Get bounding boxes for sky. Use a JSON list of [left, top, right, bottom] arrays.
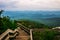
[[0, 0, 60, 11]]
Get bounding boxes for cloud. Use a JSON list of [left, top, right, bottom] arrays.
[[0, 0, 60, 10]]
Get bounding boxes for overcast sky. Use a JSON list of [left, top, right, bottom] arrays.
[[0, 0, 60, 11]]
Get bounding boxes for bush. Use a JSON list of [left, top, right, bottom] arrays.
[[33, 30, 58, 40], [18, 20, 49, 29], [0, 16, 17, 34]]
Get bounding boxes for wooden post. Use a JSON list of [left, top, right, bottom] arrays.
[[30, 29, 33, 40]]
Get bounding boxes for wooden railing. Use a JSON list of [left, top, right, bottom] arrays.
[[30, 29, 33, 40], [0, 23, 33, 40], [0, 27, 19, 40], [17, 23, 33, 40], [17, 23, 30, 35], [4, 32, 18, 40]]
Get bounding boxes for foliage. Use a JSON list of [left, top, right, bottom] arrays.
[[18, 20, 49, 29], [0, 16, 17, 34], [0, 10, 4, 17], [0, 10, 17, 34], [33, 30, 58, 40]]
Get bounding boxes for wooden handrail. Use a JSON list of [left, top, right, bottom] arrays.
[[17, 23, 30, 30], [0, 27, 19, 40], [0, 23, 33, 40], [0, 29, 12, 40], [17, 23, 30, 35], [30, 29, 33, 40], [17, 23, 33, 40], [5, 33, 18, 40]]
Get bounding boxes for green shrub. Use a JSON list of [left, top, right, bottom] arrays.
[[0, 16, 17, 34], [33, 30, 58, 40], [18, 20, 49, 29]]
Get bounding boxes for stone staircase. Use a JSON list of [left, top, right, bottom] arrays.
[[14, 28, 30, 40]]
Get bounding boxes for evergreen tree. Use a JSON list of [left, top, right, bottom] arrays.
[[0, 10, 4, 18]]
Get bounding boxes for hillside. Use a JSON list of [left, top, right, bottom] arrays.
[[17, 20, 50, 29]]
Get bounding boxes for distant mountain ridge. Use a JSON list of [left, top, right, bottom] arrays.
[[2, 11, 60, 26]]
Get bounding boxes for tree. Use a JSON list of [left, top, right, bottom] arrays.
[[0, 10, 4, 34], [0, 10, 4, 18]]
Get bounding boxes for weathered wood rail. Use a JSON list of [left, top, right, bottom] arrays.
[[0, 27, 19, 40], [17, 23, 33, 40], [0, 23, 33, 40], [17, 23, 30, 35], [30, 29, 33, 40]]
